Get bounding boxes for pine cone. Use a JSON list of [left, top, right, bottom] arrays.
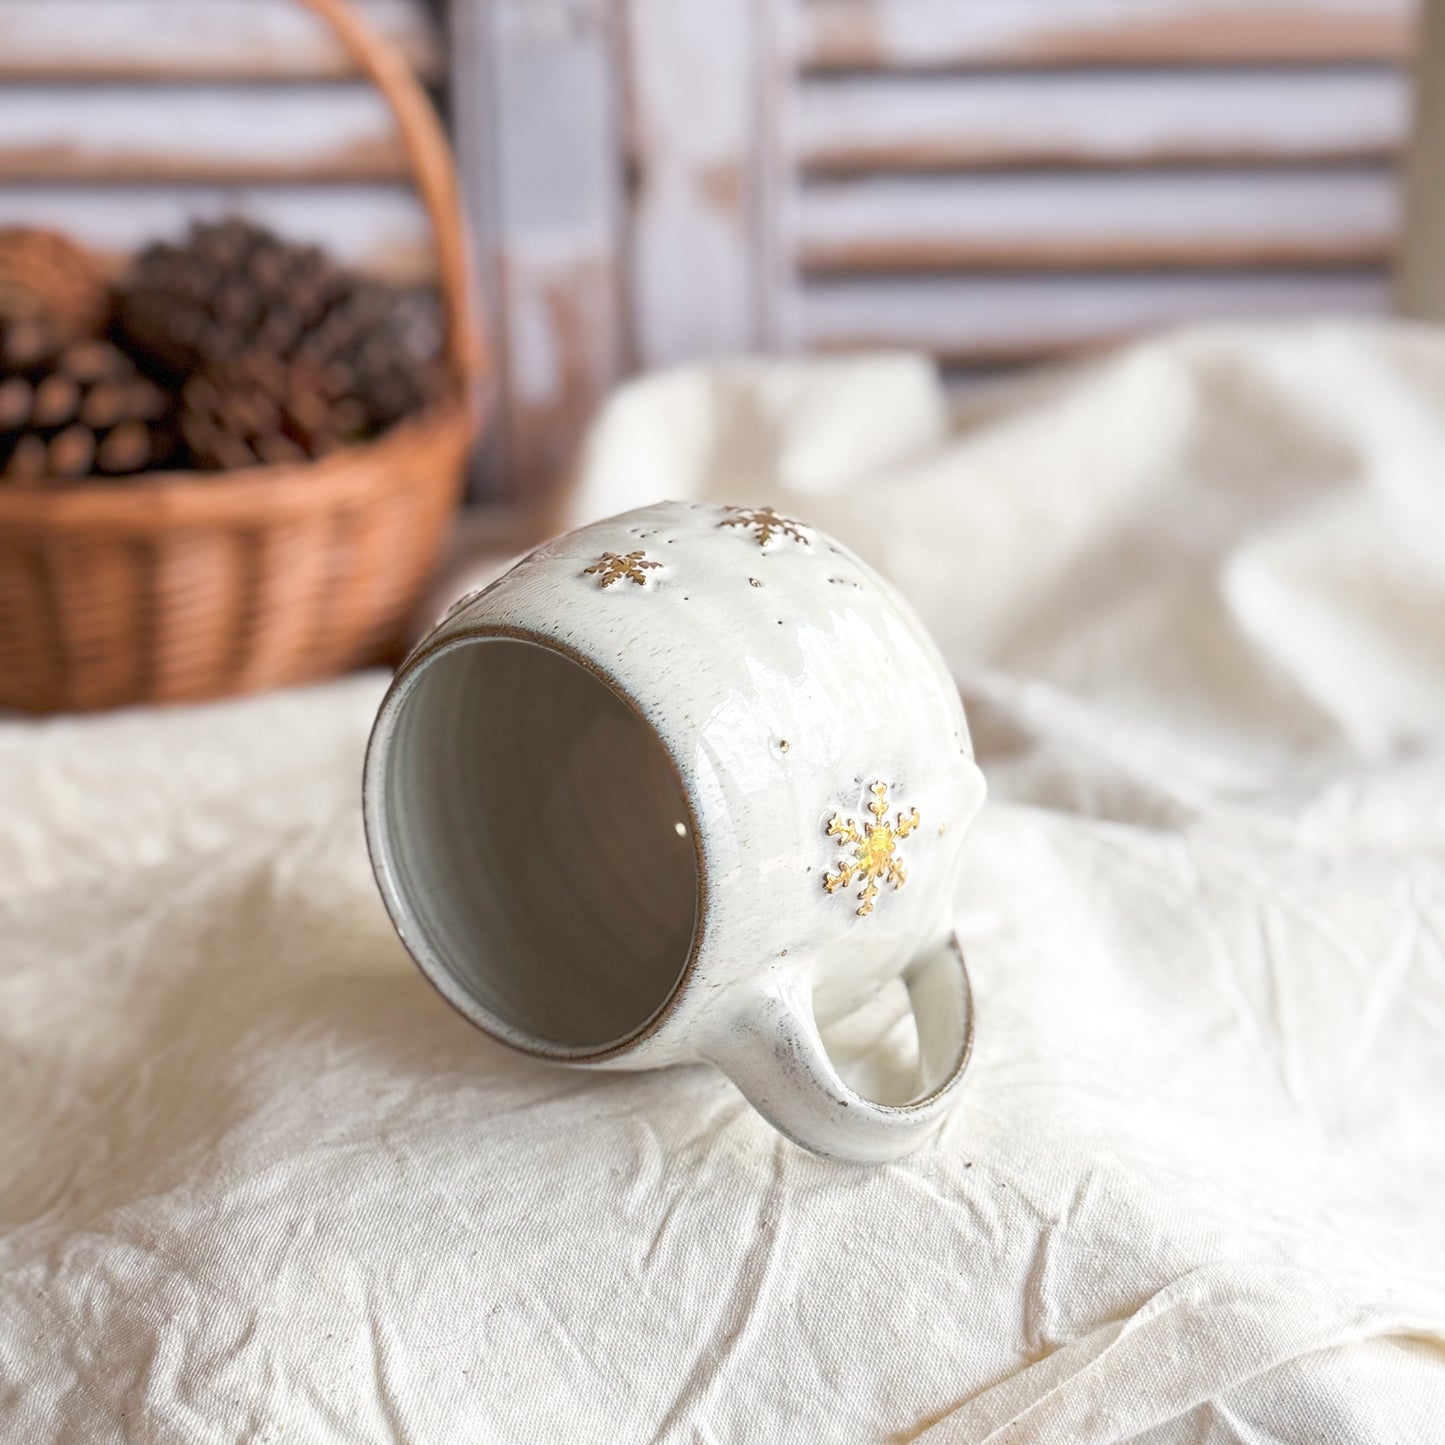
[[180, 352, 356, 470], [294, 279, 445, 432], [0, 228, 110, 345], [0, 313, 65, 374], [0, 332, 179, 484], [115, 218, 349, 379], [115, 218, 445, 464]]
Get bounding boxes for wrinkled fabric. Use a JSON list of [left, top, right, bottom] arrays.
[[4, 322, 1445, 1442]]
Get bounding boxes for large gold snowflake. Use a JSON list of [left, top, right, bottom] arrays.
[[584, 550, 662, 587], [719, 505, 811, 548], [824, 781, 920, 917]]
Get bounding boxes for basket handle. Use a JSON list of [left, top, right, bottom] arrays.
[[298, 0, 488, 412]]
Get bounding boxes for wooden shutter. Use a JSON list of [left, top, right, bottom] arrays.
[[627, 0, 1413, 393], [0, 0, 443, 280], [454, 0, 1420, 500]]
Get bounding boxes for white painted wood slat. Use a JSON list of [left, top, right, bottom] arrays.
[[798, 69, 1410, 173], [0, 87, 408, 183], [463, 0, 626, 500], [796, 168, 1400, 271], [0, 0, 441, 81], [625, 0, 772, 365], [800, 270, 1391, 361], [800, 0, 1412, 72]]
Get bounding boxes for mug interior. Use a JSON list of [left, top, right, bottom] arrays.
[[371, 634, 700, 1056]]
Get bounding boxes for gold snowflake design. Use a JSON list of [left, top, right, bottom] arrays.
[[824, 781, 920, 917], [719, 506, 811, 548], [583, 550, 662, 587]]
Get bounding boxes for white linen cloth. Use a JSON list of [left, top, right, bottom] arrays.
[[3, 322, 1445, 1442]]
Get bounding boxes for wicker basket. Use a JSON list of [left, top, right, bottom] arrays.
[[0, 0, 488, 714]]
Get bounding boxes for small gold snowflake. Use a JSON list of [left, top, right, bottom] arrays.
[[584, 550, 662, 587], [824, 781, 920, 917], [719, 506, 811, 548]]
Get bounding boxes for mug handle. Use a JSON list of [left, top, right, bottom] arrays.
[[706, 934, 974, 1164]]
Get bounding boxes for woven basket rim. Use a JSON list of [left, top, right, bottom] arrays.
[[0, 396, 475, 532]]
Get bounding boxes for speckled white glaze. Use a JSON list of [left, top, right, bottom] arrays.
[[363, 500, 986, 1163]]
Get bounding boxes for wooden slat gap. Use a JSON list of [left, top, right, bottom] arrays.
[[798, 240, 1399, 274], [800, 146, 1402, 177]]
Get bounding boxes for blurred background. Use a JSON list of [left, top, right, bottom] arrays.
[[0, 0, 1434, 512], [2, 0, 1445, 713]]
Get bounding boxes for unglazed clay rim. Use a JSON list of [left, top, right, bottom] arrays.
[[363, 620, 708, 1065]]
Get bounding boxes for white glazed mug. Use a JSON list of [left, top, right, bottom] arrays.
[[363, 500, 986, 1163]]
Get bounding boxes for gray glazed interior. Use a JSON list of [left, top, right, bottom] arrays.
[[375, 635, 700, 1055]]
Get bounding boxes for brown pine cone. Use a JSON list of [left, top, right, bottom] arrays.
[[115, 218, 446, 457], [180, 352, 364, 471], [0, 228, 110, 345], [294, 280, 446, 431], [0, 334, 178, 484], [114, 219, 350, 380], [0, 313, 65, 374]]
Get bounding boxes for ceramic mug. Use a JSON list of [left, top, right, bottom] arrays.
[[363, 500, 986, 1163]]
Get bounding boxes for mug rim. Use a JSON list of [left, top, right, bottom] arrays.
[[362, 618, 710, 1065]]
